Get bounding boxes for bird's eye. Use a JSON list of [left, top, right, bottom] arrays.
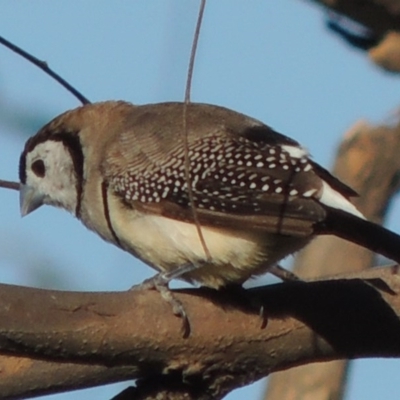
[[31, 159, 46, 178]]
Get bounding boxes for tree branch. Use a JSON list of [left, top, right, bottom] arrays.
[[0, 266, 398, 399], [306, 0, 400, 72], [309, 0, 400, 35], [0, 179, 19, 191], [0, 35, 90, 105]]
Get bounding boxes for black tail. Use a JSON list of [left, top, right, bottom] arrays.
[[315, 208, 400, 264]]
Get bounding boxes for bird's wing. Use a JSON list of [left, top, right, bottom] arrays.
[[102, 103, 355, 237]]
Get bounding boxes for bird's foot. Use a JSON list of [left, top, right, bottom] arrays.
[[131, 263, 204, 338]]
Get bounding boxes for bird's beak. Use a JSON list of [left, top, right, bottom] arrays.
[[19, 184, 45, 217]]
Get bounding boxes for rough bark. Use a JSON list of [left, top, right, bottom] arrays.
[[0, 266, 400, 399]]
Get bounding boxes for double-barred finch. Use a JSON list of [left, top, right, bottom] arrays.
[[19, 101, 400, 289]]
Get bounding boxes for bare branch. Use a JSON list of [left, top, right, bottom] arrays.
[[182, 0, 211, 261], [308, 0, 400, 34], [0, 35, 90, 105], [0, 179, 19, 191], [0, 266, 399, 399], [306, 0, 400, 71], [184, 0, 206, 104]]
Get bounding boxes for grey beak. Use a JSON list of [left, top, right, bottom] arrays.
[[19, 184, 45, 217]]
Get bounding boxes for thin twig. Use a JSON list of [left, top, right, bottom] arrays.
[[0, 180, 19, 191], [184, 0, 206, 104], [182, 0, 211, 261], [0, 35, 90, 105]]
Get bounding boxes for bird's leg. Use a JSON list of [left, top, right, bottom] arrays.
[[269, 264, 301, 282], [131, 262, 205, 338]]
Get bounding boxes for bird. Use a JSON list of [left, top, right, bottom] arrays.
[[19, 101, 400, 291]]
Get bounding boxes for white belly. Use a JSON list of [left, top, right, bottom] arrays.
[[107, 200, 308, 288]]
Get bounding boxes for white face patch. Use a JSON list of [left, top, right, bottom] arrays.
[[281, 144, 308, 159], [24, 140, 79, 215]]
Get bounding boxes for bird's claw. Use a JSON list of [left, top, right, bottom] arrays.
[[131, 272, 191, 338]]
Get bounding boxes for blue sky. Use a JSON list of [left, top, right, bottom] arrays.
[[1, 1, 400, 399]]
